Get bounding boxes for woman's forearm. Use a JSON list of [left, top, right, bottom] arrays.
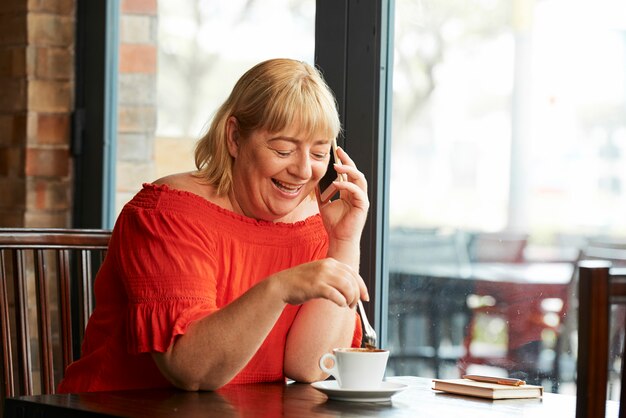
[[284, 298, 357, 383], [152, 277, 287, 391], [327, 238, 361, 272]]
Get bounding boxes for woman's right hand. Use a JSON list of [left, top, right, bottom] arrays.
[[317, 147, 369, 246], [270, 258, 368, 309]]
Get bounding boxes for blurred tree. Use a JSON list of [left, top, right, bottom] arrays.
[[393, 0, 511, 135], [158, 0, 259, 137]]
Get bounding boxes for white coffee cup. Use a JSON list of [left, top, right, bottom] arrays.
[[319, 348, 390, 390]]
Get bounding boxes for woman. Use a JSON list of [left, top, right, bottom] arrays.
[[58, 58, 370, 392]]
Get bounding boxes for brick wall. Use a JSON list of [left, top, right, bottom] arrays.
[[116, 0, 157, 214], [0, 0, 75, 227], [0, 0, 158, 227]]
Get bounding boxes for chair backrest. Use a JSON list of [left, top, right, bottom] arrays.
[[0, 228, 110, 398], [467, 232, 529, 263], [581, 238, 626, 267], [576, 260, 626, 418]]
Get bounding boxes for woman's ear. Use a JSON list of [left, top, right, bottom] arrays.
[[226, 116, 240, 158]]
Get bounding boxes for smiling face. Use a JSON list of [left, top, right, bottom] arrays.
[[226, 118, 332, 222]]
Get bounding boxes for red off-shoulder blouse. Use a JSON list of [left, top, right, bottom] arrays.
[[57, 184, 362, 393]]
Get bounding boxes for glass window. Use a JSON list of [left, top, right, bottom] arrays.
[[387, 0, 626, 395]]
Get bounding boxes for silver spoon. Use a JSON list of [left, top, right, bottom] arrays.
[[357, 300, 378, 349]]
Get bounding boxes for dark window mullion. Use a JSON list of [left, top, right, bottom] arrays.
[[315, 0, 393, 342], [73, 0, 119, 229]]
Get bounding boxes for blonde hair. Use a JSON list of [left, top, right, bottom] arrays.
[[194, 58, 342, 195]]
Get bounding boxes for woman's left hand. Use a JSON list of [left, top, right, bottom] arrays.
[[317, 146, 369, 246]]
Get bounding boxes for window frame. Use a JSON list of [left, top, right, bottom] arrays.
[[73, 0, 119, 229]]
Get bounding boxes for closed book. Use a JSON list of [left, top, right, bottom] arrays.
[[432, 378, 543, 400]]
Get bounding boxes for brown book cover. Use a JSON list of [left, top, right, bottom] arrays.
[[432, 378, 544, 400]]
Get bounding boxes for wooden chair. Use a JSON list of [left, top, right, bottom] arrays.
[[0, 228, 110, 399], [575, 240, 626, 395], [576, 260, 626, 418]]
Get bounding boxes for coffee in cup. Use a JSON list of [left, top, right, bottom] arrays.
[[319, 347, 389, 390]]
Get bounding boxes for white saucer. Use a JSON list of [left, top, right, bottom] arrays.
[[310, 380, 408, 402]]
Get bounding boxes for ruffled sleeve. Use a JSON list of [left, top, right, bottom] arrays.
[[126, 301, 216, 354], [112, 198, 220, 355]]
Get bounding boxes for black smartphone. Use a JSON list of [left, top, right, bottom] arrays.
[[317, 138, 343, 204]]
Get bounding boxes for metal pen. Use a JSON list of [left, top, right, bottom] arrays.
[[462, 375, 526, 386]]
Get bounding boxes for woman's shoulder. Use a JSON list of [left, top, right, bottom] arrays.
[[146, 172, 234, 210], [153, 172, 222, 204], [120, 172, 225, 220]]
